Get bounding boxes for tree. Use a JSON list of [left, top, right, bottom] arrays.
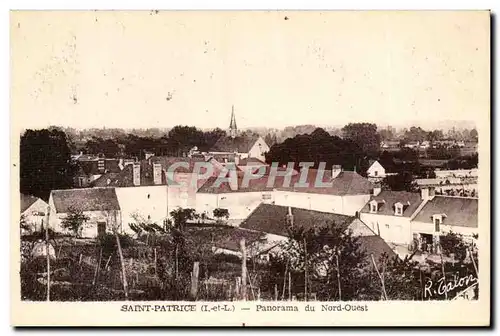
[[170, 208, 196, 231], [404, 126, 428, 143], [213, 208, 229, 222], [168, 126, 205, 157], [426, 130, 444, 143], [440, 231, 473, 262], [61, 207, 90, 237], [269, 222, 373, 301], [84, 137, 121, 157], [265, 127, 368, 172], [469, 128, 478, 140], [342, 123, 380, 157], [382, 172, 417, 192], [20, 129, 75, 200], [20, 214, 30, 233]]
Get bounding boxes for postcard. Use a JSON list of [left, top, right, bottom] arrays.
[[10, 10, 490, 326]]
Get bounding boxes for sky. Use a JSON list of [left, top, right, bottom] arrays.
[[10, 11, 489, 131]]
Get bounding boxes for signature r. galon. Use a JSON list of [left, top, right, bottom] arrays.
[[424, 273, 478, 299]]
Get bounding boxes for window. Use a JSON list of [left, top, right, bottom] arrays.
[[385, 224, 390, 229], [369, 201, 378, 213], [374, 171, 378, 177], [395, 204, 403, 216], [434, 217, 441, 232]]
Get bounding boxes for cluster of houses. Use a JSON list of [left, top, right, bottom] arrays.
[[20, 111, 479, 262]]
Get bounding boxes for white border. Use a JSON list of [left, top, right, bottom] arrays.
[[3, 1, 498, 335]]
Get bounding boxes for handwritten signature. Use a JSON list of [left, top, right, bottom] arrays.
[[424, 273, 478, 299]]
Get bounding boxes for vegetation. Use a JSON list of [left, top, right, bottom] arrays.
[[60, 207, 90, 237], [20, 128, 74, 200]]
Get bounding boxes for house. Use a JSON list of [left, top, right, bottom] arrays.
[[20, 194, 49, 234], [237, 157, 269, 174], [186, 225, 268, 258], [210, 135, 270, 163], [196, 173, 277, 226], [208, 107, 270, 162], [73, 155, 122, 187], [359, 189, 426, 246], [238, 203, 396, 264], [366, 160, 386, 181], [416, 176, 478, 198], [411, 196, 478, 253], [93, 157, 217, 233], [48, 188, 122, 238], [273, 166, 373, 216]]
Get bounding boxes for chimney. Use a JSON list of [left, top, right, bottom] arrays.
[[133, 163, 141, 186], [421, 186, 435, 200], [286, 206, 294, 227], [373, 184, 382, 196], [153, 163, 162, 185], [332, 165, 342, 179]]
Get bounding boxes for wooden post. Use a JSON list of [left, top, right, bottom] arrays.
[[247, 272, 256, 301], [45, 206, 50, 301], [240, 239, 247, 301], [303, 237, 308, 301], [469, 248, 479, 277], [154, 247, 158, 278], [282, 261, 288, 300], [440, 253, 448, 300], [115, 233, 129, 300], [190, 262, 200, 300], [235, 277, 241, 299], [370, 254, 388, 300], [288, 271, 291, 301], [104, 253, 113, 270], [274, 284, 278, 301], [79, 253, 82, 265], [335, 253, 342, 301], [93, 248, 103, 286], [175, 245, 179, 280]]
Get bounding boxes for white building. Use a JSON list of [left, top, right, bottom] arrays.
[[273, 167, 373, 216], [48, 188, 122, 238], [208, 107, 270, 162], [20, 194, 49, 234]]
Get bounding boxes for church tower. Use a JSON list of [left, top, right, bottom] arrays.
[[229, 105, 238, 138]]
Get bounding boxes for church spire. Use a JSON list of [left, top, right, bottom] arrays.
[[229, 105, 237, 138]]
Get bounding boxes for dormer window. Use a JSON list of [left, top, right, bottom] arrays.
[[432, 214, 446, 232], [369, 200, 378, 213]]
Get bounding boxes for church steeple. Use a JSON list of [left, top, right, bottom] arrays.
[[229, 105, 238, 138]]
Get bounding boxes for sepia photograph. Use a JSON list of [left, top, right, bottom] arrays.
[[10, 10, 490, 326]]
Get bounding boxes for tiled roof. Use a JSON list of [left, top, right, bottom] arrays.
[[238, 157, 268, 166], [21, 194, 44, 213], [358, 235, 398, 262], [211, 135, 260, 153], [187, 226, 266, 252], [197, 169, 371, 195], [92, 161, 174, 188], [76, 158, 121, 176], [149, 156, 207, 174], [360, 191, 423, 217], [240, 203, 355, 236], [197, 175, 278, 194], [239, 204, 397, 262], [277, 170, 373, 196], [412, 196, 478, 228], [50, 188, 120, 213]]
